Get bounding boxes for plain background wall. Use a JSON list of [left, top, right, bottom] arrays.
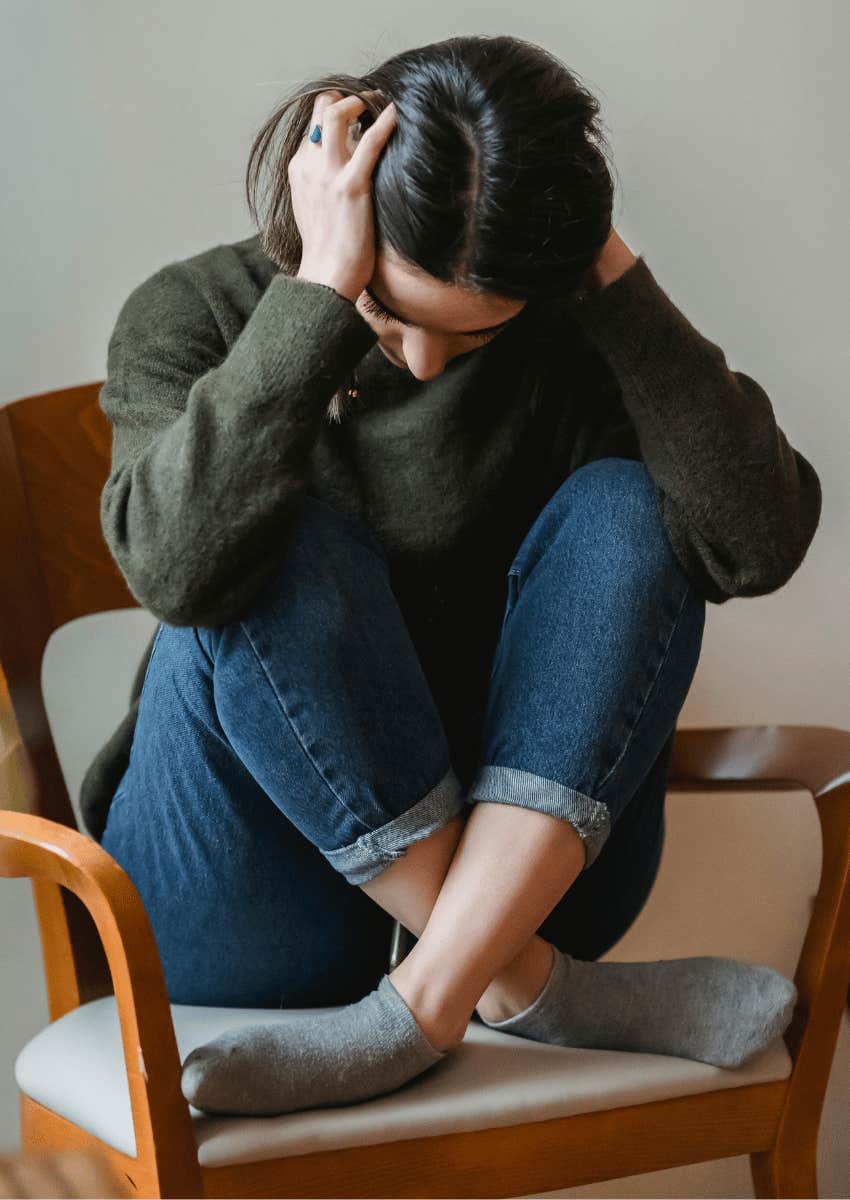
[[1, 0, 848, 1193]]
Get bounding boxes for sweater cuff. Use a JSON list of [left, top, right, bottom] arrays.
[[220, 270, 378, 398], [301, 277, 362, 309], [565, 254, 716, 388]]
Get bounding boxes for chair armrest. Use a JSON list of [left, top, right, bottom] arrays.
[[671, 724, 850, 796], [672, 725, 850, 1143], [0, 810, 200, 1195]]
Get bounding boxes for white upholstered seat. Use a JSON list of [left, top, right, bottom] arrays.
[[22, 610, 818, 1168], [16, 997, 792, 1167]]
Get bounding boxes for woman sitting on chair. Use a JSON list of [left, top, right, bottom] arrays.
[[82, 33, 820, 1117]]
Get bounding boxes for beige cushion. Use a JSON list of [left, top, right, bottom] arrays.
[[27, 612, 820, 1167], [16, 993, 793, 1167]]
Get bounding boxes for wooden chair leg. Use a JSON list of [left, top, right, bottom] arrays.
[[750, 1137, 818, 1199]]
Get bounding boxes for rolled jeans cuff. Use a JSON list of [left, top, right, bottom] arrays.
[[321, 765, 468, 885], [466, 764, 611, 870]]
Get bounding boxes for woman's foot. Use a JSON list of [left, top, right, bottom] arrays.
[[474, 937, 557, 1024], [386, 960, 473, 1051], [387, 934, 557, 1045], [180, 973, 449, 1116], [476, 946, 798, 1069]]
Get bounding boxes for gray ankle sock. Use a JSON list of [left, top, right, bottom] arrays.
[[479, 948, 797, 1069], [181, 974, 447, 1115]]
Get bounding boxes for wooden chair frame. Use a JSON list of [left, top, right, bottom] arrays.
[[1, 383, 848, 1199]]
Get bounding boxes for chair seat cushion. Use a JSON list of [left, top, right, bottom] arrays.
[[16, 995, 791, 1168]]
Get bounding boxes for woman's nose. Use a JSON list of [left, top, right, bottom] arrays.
[[401, 335, 449, 381]]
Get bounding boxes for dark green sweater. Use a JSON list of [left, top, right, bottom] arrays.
[[79, 232, 822, 840]]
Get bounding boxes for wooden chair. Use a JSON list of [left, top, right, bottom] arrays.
[[0, 1147, 133, 1198], [1, 381, 848, 1200]]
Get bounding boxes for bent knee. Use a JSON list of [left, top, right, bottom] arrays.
[[214, 496, 391, 634]]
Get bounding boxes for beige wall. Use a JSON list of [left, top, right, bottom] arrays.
[[2, 0, 848, 1193]]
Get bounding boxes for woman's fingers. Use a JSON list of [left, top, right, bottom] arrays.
[[347, 102, 397, 186], [290, 90, 397, 301], [312, 93, 370, 170], [305, 90, 397, 180]]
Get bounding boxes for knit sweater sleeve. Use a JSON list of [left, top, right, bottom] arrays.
[[99, 263, 378, 626], [564, 255, 823, 604]]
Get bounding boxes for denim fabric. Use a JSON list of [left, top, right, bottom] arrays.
[[468, 456, 706, 868], [101, 458, 705, 1006]]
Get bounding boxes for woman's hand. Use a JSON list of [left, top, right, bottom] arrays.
[[581, 227, 638, 293], [289, 90, 397, 303]]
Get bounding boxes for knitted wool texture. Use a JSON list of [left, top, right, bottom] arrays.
[[80, 234, 822, 840]]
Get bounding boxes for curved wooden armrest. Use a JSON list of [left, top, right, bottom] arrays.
[[672, 724, 850, 1141], [0, 810, 200, 1194], [671, 724, 850, 796]]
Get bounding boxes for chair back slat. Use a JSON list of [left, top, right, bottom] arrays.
[[1, 385, 136, 825], [1, 383, 134, 1014], [4, 383, 133, 629]]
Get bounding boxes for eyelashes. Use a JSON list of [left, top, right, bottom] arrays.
[[360, 293, 498, 343], [360, 293, 395, 322]]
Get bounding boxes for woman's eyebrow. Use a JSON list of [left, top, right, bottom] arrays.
[[364, 285, 516, 335]]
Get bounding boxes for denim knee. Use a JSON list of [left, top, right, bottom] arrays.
[[206, 493, 395, 658], [257, 493, 391, 608], [290, 494, 389, 564], [193, 493, 466, 886], [471, 457, 705, 871], [508, 457, 680, 588]]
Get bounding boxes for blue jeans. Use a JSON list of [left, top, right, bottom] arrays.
[[101, 458, 705, 1008]]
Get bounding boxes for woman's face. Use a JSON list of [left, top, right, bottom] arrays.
[[353, 248, 527, 381]]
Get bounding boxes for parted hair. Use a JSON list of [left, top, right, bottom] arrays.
[[244, 33, 616, 304]]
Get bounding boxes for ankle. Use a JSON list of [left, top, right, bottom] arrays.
[[476, 939, 556, 1024], [387, 966, 470, 1052]]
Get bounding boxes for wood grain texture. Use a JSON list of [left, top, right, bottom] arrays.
[[0, 1146, 132, 1199], [0, 385, 127, 1015], [4, 382, 133, 628]]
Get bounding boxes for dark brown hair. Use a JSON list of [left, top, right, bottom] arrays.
[[244, 34, 616, 420], [245, 33, 616, 300]]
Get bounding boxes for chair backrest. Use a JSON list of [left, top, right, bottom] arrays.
[[41, 608, 160, 832], [0, 383, 135, 829], [1, 383, 137, 1013]]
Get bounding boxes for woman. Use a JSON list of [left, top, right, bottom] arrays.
[[90, 34, 820, 1117]]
